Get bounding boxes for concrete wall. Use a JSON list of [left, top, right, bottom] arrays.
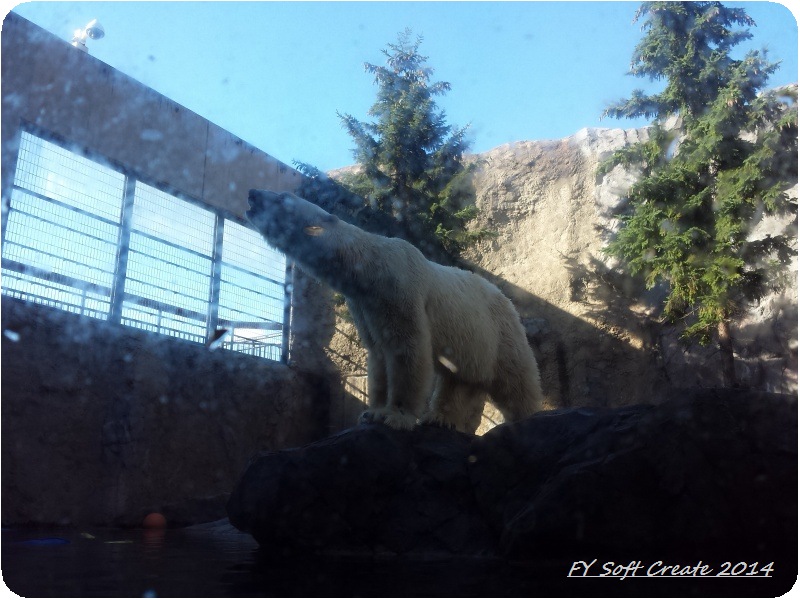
[[1, 13, 338, 526], [1, 12, 301, 216], [1, 299, 330, 526]]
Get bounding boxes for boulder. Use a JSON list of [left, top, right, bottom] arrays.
[[228, 389, 796, 561], [227, 423, 495, 556], [473, 388, 797, 558]]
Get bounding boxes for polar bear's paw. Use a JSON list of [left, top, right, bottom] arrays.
[[358, 408, 417, 430], [419, 412, 458, 430]]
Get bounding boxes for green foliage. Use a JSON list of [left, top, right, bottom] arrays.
[[337, 29, 491, 258], [601, 2, 797, 347]]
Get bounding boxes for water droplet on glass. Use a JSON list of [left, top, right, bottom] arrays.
[[438, 355, 458, 373]]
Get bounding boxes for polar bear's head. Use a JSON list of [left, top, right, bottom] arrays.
[[246, 189, 340, 260], [248, 189, 383, 295]]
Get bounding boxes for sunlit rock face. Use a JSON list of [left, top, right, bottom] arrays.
[[462, 126, 797, 406], [228, 389, 796, 566]]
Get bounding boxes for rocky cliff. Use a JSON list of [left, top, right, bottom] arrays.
[[326, 125, 797, 433]]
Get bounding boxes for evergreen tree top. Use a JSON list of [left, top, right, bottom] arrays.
[[366, 29, 451, 97], [604, 1, 776, 121], [300, 29, 488, 262]]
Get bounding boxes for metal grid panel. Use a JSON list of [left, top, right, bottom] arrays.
[[126, 234, 212, 313], [219, 219, 286, 282], [120, 300, 207, 343], [122, 183, 216, 339], [2, 131, 290, 361], [131, 183, 215, 255], [2, 132, 125, 319], [3, 189, 120, 287], [217, 219, 287, 359], [13, 131, 126, 222]]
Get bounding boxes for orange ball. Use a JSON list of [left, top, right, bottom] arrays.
[[143, 512, 167, 529]]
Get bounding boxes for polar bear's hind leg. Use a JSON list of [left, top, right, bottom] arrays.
[[421, 376, 487, 434], [490, 367, 543, 422]]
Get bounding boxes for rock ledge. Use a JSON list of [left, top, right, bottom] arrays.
[[228, 388, 796, 560]]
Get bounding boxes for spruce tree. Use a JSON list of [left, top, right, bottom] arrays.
[[600, 1, 797, 386], [336, 29, 485, 259]]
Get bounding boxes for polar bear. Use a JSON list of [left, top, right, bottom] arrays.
[[246, 189, 543, 434]]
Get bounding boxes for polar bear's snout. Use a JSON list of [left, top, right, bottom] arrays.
[[247, 190, 312, 252], [246, 189, 265, 218]]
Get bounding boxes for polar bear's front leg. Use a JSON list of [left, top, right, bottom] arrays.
[[359, 345, 434, 431], [359, 406, 418, 430], [358, 350, 409, 426]]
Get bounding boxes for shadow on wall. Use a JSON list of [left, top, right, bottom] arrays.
[[460, 129, 797, 404], [325, 320, 370, 431], [560, 250, 798, 395], [285, 265, 368, 434], [468, 264, 672, 411]]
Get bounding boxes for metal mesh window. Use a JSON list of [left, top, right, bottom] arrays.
[[2, 130, 290, 361], [12, 131, 125, 222], [121, 183, 216, 343], [218, 219, 287, 360], [1, 131, 125, 317]]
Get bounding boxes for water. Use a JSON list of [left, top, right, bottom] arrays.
[[3, 521, 794, 597], [4, 521, 547, 597], [3, 521, 259, 597], [0, 521, 571, 597]]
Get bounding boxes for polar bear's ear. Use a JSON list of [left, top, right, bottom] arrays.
[[322, 212, 339, 225]]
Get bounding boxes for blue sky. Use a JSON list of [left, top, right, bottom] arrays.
[[8, 1, 799, 171]]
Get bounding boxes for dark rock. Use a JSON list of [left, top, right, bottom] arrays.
[[228, 423, 495, 556], [477, 389, 797, 559], [228, 389, 797, 561]]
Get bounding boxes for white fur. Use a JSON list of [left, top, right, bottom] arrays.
[[247, 190, 544, 434]]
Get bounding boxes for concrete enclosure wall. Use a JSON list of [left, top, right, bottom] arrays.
[[1, 13, 302, 216], [1, 14, 336, 526], [1, 299, 330, 526]]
